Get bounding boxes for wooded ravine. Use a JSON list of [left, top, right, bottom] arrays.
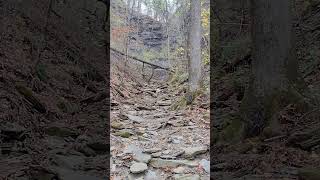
[[110, 0, 210, 179], [1, 0, 320, 180]]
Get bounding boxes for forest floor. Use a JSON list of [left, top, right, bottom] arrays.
[[110, 53, 210, 180], [211, 65, 320, 179]]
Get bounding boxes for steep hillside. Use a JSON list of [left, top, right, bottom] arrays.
[[0, 1, 108, 179]]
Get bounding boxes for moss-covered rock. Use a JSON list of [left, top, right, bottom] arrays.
[[111, 121, 124, 129], [114, 129, 133, 138], [218, 114, 245, 143], [36, 63, 48, 81], [45, 125, 79, 138], [57, 98, 79, 114]]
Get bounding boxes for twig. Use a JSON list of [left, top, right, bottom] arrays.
[[263, 135, 287, 142], [299, 108, 320, 121]]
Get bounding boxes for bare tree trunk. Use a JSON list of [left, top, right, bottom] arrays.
[[240, 0, 304, 138], [188, 0, 202, 93], [165, 0, 170, 65], [137, 0, 142, 13]]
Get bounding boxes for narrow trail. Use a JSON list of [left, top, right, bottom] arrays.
[[111, 81, 210, 180]]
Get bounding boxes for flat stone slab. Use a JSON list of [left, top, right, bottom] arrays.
[[130, 162, 148, 173], [149, 158, 198, 168]]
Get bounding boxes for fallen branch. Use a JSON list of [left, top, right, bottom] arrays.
[[110, 47, 174, 72]]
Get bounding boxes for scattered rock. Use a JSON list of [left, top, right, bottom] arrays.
[[114, 129, 133, 138], [75, 144, 96, 156], [127, 114, 145, 123], [173, 167, 185, 174], [124, 144, 143, 154], [171, 150, 185, 157], [182, 146, 207, 158], [151, 152, 162, 158], [111, 121, 124, 129], [130, 162, 148, 173], [160, 155, 176, 159], [44, 136, 66, 149], [133, 153, 152, 163], [87, 140, 109, 153], [149, 158, 198, 168], [212, 163, 227, 171], [136, 106, 155, 110], [45, 124, 78, 138], [52, 155, 85, 169], [54, 167, 104, 180], [128, 173, 144, 180], [143, 148, 162, 153], [173, 174, 200, 180], [162, 150, 171, 155], [157, 100, 171, 106], [145, 170, 159, 180], [0, 122, 27, 141], [199, 159, 210, 173]]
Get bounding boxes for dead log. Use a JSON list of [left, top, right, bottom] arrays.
[[288, 127, 320, 150], [110, 47, 174, 72], [15, 84, 46, 113]]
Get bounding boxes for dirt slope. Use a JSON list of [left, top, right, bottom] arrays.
[[0, 1, 108, 179]]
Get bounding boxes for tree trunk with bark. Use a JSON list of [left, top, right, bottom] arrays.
[[188, 0, 202, 93], [240, 0, 306, 138]]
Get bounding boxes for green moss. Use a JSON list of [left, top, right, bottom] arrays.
[[114, 130, 132, 138], [170, 96, 187, 110], [16, 84, 33, 97], [36, 63, 48, 81], [57, 98, 79, 114], [169, 71, 188, 86], [111, 121, 124, 129], [218, 114, 244, 143], [57, 100, 68, 112]]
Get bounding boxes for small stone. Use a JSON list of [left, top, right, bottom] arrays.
[[199, 159, 210, 173], [173, 167, 185, 174], [212, 163, 227, 171], [130, 162, 148, 173], [182, 146, 207, 158], [127, 115, 145, 123], [127, 173, 144, 180], [133, 153, 152, 163], [87, 140, 109, 152], [143, 148, 162, 153], [52, 155, 85, 169], [45, 124, 79, 138], [173, 174, 200, 180], [114, 129, 133, 138], [171, 150, 185, 157], [172, 139, 181, 144], [124, 144, 143, 154], [145, 170, 159, 180], [111, 121, 124, 129], [149, 158, 198, 168], [158, 100, 171, 106], [160, 155, 176, 159], [151, 152, 162, 157], [54, 168, 104, 180]]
